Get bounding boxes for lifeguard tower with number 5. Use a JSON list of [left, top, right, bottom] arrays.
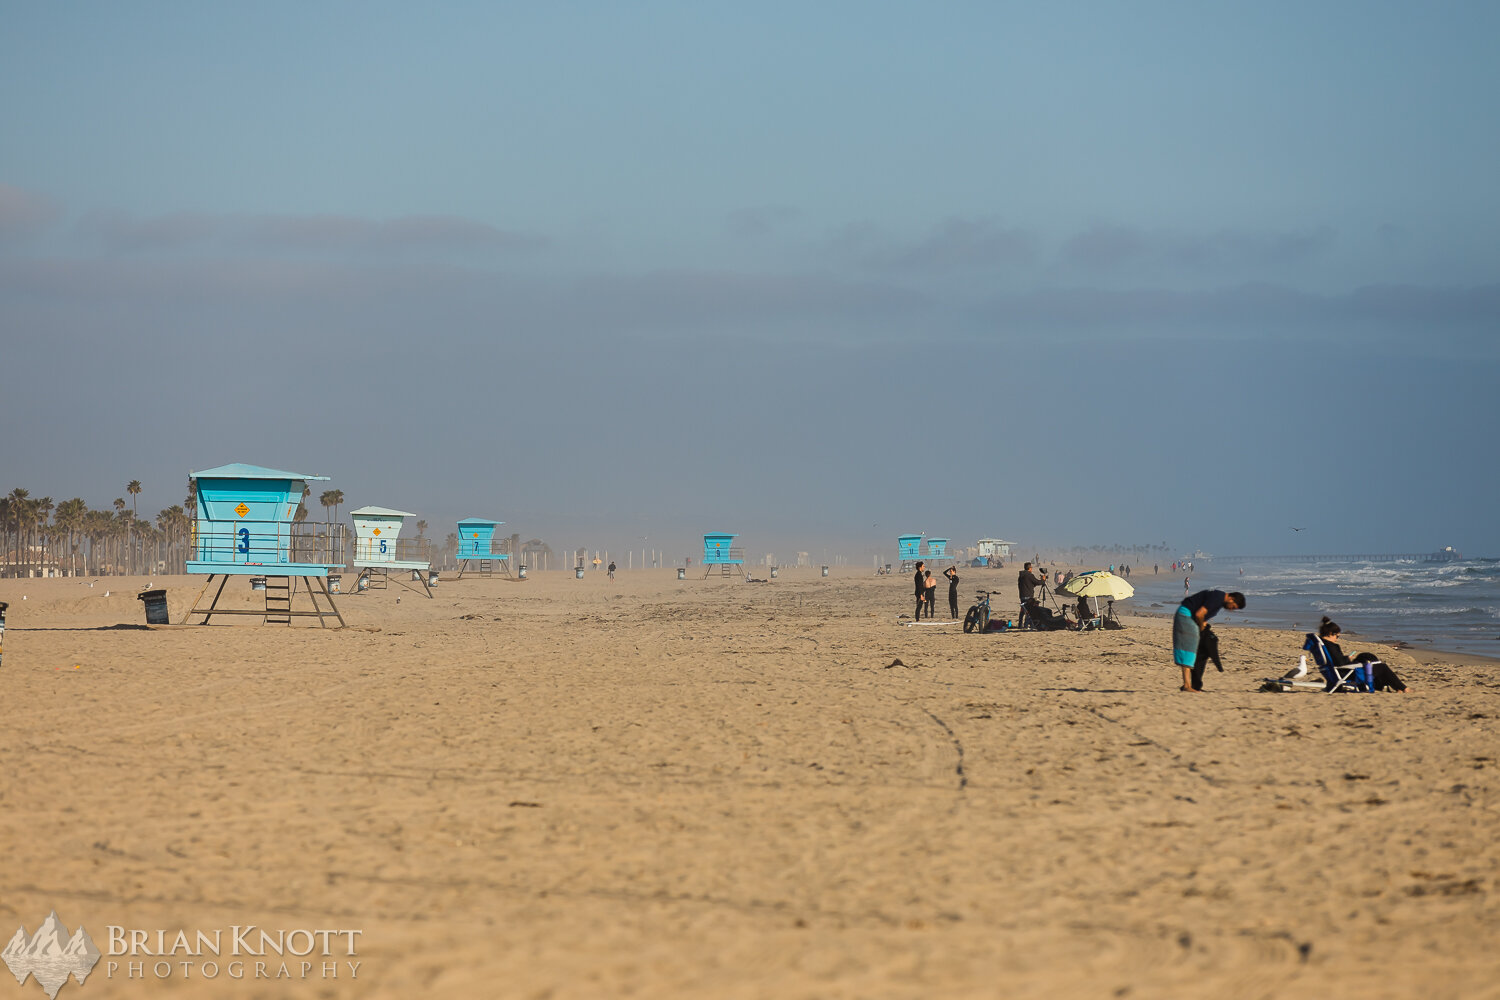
[[454, 518, 510, 578], [350, 506, 434, 597], [182, 463, 347, 627], [702, 532, 744, 578]]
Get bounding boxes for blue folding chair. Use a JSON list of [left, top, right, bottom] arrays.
[[1304, 634, 1371, 693]]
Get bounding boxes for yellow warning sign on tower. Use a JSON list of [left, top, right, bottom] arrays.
[[234, 503, 250, 518]]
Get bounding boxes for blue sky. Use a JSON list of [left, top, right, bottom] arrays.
[[2, 2, 1497, 559]]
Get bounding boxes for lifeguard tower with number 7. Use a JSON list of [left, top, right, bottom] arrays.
[[181, 463, 347, 627], [702, 532, 744, 578], [350, 506, 434, 597], [454, 518, 511, 578]]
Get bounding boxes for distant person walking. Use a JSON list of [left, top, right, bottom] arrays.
[[944, 565, 960, 618], [608, 560, 616, 581], [1174, 590, 1245, 692], [913, 561, 926, 620], [1184, 576, 1190, 594]]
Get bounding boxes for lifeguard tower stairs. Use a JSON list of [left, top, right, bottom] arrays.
[[455, 518, 511, 579], [350, 506, 434, 597], [181, 463, 347, 627], [702, 532, 745, 579]]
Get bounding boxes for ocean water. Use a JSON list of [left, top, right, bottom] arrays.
[[1113, 558, 1500, 658]]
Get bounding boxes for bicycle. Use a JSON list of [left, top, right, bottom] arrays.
[[963, 590, 993, 633]]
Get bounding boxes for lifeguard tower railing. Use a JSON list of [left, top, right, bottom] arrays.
[[193, 520, 349, 568], [352, 537, 435, 596], [353, 535, 431, 564]]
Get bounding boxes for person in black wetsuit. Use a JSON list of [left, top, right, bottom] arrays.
[[944, 565, 960, 619], [1173, 589, 1245, 691], [912, 561, 926, 620]]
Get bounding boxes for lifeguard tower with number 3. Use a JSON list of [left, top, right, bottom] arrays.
[[701, 532, 744, 579], [182, 463, 347, 627], [454, 518, 511, 578], [350, 506, 434, 597]]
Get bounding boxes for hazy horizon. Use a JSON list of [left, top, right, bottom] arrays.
[[3, 3, 1497, 559]]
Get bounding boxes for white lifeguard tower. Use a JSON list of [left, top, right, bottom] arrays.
[[349, 506, 434, 597]]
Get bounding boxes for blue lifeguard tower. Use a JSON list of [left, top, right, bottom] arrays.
[[454, 518, 510, 578], [350, 506, 434, 597], [702, 532, 744, 579], [898, 534, 923, 571], [181, 463, 346, 627], [925, 538, 951, 561]]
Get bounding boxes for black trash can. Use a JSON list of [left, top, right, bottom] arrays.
[[137, 589, 169, 625]]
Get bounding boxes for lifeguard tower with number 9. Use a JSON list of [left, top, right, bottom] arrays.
[[182, 463, 347, 626], [701, 532, 744, 579], [454, 518, 511, 578], [350, 506, 434, 597]]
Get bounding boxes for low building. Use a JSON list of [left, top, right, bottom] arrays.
[[976, 539, 1014, 560]]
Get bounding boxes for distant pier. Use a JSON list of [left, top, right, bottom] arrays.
[[1213, 551, 1462, 565]]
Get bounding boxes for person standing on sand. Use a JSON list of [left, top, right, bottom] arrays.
[[1173, 590, 1245, 691], [913, 560, 926, 619], [943, 565, 960, 618], [608, 560, 616, 581], [924, 571, 938, 619], [1184, 576, 1190, 594]]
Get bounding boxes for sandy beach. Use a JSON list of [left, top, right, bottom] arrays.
[[1, 567, 1496, 999]]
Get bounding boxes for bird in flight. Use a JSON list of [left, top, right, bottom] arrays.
[[1290, 526, 1305, 532]]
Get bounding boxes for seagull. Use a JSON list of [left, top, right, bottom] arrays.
[[1291, 526, 1305, 532], [1282, 655, 1309, 680]]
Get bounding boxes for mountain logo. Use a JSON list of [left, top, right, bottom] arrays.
[[2, 913, 100, 1000]]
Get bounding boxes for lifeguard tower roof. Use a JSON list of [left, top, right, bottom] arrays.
[[192, 463, 330, 482], [350, 505, 416, 518]]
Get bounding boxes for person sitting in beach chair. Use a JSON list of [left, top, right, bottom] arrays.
[[1075, 596, 1102, 631], [1305, 618, 1408, 693]]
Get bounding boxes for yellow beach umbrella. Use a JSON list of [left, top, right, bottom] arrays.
[[1061, 570, 1135, 618], [1061, 571, 1135, 600]]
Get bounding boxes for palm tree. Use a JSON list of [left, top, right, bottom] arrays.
[[319, 489, 344, 523], [113, 498, 128, 574], [34, 497, 54, 577], [416, 520, 427, 538], [55, 498, 87, 576], [127, 480, 142, 518]]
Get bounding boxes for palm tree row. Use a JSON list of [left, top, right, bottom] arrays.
[[0, 484, 195, 578]]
